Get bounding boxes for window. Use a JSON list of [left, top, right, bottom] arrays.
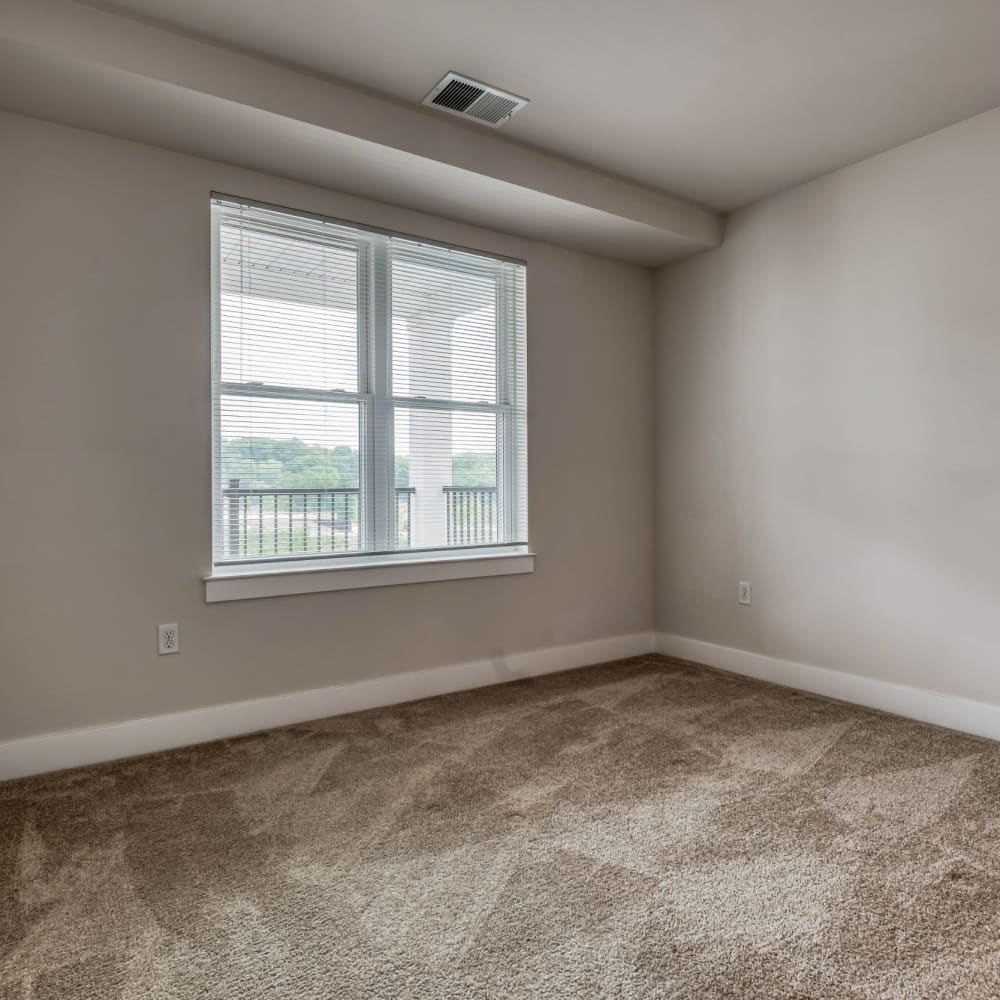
[[209, 196, 528, 596]]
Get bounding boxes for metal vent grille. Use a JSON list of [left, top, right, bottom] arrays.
[[432, 78, 485, 113], [423, 72, 528, 128]]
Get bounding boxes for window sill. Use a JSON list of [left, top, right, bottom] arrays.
[[204, 548, 535, 603]]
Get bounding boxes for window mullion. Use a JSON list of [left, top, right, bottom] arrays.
[[218, 382, 370, 405], [368, 237, 393, 552], [389, 396, 508, 415], [498, 268, 517, 545]]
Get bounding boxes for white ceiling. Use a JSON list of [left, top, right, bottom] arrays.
[[91, 0, 1000, 210], [0, 0, 721, 265]]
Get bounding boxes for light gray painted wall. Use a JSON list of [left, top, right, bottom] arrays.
[[0, 112, 655, 741], [655, 106, 1000, 704]]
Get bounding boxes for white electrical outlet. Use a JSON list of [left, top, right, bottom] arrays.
[[738, 581, 752, 606], [158, 623, 180, 655]]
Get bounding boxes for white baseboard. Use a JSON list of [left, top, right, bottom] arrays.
[[0, 631, 656, 782], [656, 632, 1000, 743], [14, 628, 993, 783]]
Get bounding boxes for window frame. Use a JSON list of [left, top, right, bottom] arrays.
[[207, 194, 531, 600]]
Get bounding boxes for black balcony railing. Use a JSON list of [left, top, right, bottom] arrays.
[[222, 481, 496, 559], [444, 485, 497, 545], [222, 483, 414, 559]]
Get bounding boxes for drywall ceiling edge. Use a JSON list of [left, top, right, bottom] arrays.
[[0, 0, 723, 266]]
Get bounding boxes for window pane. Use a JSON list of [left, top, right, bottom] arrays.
[[391, 250, 498, 404], [217, 396, 362, 561], [219, 222, 360, 392], [394, 407, 498, 549], [212, 197, 526, 570]]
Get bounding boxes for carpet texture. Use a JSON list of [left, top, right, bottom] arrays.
[[3, 654, 1000, 998]]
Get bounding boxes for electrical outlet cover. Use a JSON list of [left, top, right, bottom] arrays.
[[158, 623, 180, 655]]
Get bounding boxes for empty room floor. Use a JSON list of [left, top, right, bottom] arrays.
[[2, 655, 999, 999]]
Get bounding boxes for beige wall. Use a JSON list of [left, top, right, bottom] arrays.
[[15, 93, 998, 745], [655, 107, 1000, 703], [0, 112, 655, 741]]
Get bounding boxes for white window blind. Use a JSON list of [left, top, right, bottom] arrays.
[[211, 196, 527, 569]]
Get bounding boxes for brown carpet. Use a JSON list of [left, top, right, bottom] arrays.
[[3, 654, 1000, 998]]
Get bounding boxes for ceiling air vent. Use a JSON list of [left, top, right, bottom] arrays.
[[423, 72, 529, 128]]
